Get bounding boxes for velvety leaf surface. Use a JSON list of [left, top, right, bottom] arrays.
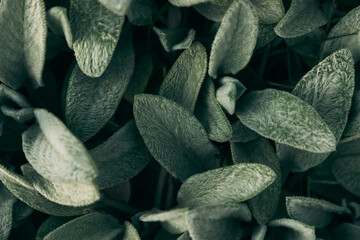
[[0, 0, 47, 89], [22, 109, 97, 183], [123, 221, 141, 240], [343, 90, 360, 138], [208, 0, 258, 78], [159, 42, 206, 112], [133, 94, 219, 182], [126, 0, 157, 26], [274, 0, 327, 38], [90, 120, 151, 189], [193, 1, 232, 22], [332, 155, 360, 197], [236, 89, 336, 153], [169, 0, 224, 7], [70, 0, 124, 77], [251, 0, 285, 24], [255, 23, 277, 49], [47, 7, 73, 49], [332, 223, 360, 240], [215, 77, 246, 115], [153, 27, 196, 52], [98, 0, 132, 16], [276, 49, 355, 171], [36, 216, 71, 240], [268, 218, 316, 240], [194, 77, 232, 142], [177, 163, 276, 208], [65, 34, 135, 141], [230, 121, 259, 143], [0, 182, 16, 240]]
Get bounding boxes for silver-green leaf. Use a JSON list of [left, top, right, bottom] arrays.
[[97, 0, 133, 16], [332, 155, 360, 197], [153, 27, 196, 53], [123, 221, 141, 240], [0, 182, 16, 240], [230, 121, 259, 143], [47, 7, 73, 49], [170, 0, 226, 7], [251, 0, 285, 24], [215, 77, 246, 115], [268, 218, 316, 240], [126, 0, 157, 26], [193, 1, 233, 22]]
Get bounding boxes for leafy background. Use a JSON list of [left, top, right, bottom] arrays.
[[0, 0, 360, 239]]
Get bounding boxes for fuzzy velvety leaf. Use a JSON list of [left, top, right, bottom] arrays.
[[126, 0, 156, 26], [22, 109, 97, 183], [159, 42, 206, 112], [65, 34, 135, 141], [285, 29, 326, 58], [276, 49, 355, 171], [332, 155, 360, 197], [251, 0, 284, 24], [193, 1, 232, 22], [47, 7, 73, 49], [70, 0, 124, 77], [134, 94, 219, 182], [43, 212, 123, 240], [208, 0, 258, 78], [153, 27, 196, 52], [169, 0, 227, 7], [123, 221, 140, 240], [332, 223, 360, 240], [21, 164, 100, 207], [0, 164, 84, 216], [215, 77, 246, 115], [186, 204, 251, 240], [97, 0, 132, 16], [255, 23, 277, 49], [286, 197, 346, 228], [251, 225, 267, 240], [231, 138, 281, 224], [90, 120, 151, 189], [268, 218, 316, 240], [0, 182, 16, 240], [194, 77, 232, 142], [322, 6, 360, 63], [343, 90, 360, 138], [36, 216, 71, 240], [0, 0, 47, 89], [230, 121, 259, 143], [274, 0, 327, 38], [177, 163, 276, 208], [236, 89, 336, 153]]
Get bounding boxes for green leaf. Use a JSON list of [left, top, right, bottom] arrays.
[[0, 0, 47, 89], [64, 34, 135, 141], [268, 218, 316, 240], [21, 164, 100, 207], [208, 0, 258, 78], [186, 204, 251, 240], [97, 0, 132, 16], [123, 221, 141, 240], [274, 0, 327, 38], [177, 232, 191, 240], [47, 7, 73, 49], [231, 138, 281, 224], [286, 196, 346, 228], [343, 90, 360, 138], [126, 0, 157, 26], [215, 77, 246, 115], [332, 223, 360, 240], [90, 120, 151, 189], [43, 212, 123, 240], [177, 163, 276, 208], [1, 106, 34, 124], [70, 0, 124, 77], [251, 225, 267, 240], [12, 200, 34, 228], [153, 27, 196, 53], [36, 216, 72, 240], [322, 6, 360, 63], [133, 94, 219, 182], [236, 89, 336, 153], [22, 109, 97, 183], [251, 0, 285, 24], [159, 42, 206, 112], [0, 182, 16, 240], [332, 155, 360, 197], [169, 0, 227, 7], [276, 49, 355, 171], [194, 77, 232, 142], [285, 29, 326, 58], [255, 23, 277, 49], [230, 121, 259, 143], [193, 1, 232, 22], [0, 164, 85, 216]]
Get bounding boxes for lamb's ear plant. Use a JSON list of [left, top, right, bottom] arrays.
[[1, 0, 360, 239]]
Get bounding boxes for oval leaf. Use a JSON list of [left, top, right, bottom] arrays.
[[236, 89, 336, 153], [47, 7, 73, 49], [251, 0, 285, 24], [169, 0, 224, 7], [123, 221, 141, 240], [0, 182, 16, 240], [98, 0, 132, 16], [36, 216, 71, 240], [268, 218, 316, 240], [332, 155, 360, 197]]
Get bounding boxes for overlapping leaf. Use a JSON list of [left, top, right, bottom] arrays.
[[0, 182, 16, 240], [215, 77, 246, 115], [36, 216, 72, 240], [251, 0, 285, 24], [268, 218, 316, 240], [332, 155, 360, 197], [193, 1, 232, 22], [126, 0, 157, 26], [98, 0, 133, 16], [153, 27, 196, 53], [123, 221, 141, 240], [47, 7, 73, 49], [169, 0, 227, 7], [230, 121, 259, 143]]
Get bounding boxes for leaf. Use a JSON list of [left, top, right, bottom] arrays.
[[159, 42, 206, 112], [322, 6, 360, 63], [0, 182, 16, 240], [153, 27, 196, 52], [36, 216, 71, 240], [47, 7, 73, 49], [1, 106, 34, 124], [285, 29, 326, 58], [140, 208, 189, 234], [70, 0, 124, 77], [255, 23, 277, 49], [286, 196, 346, 228], [276, 49, 355, 171], [251, 0, 285, 24], [230, 121, 259, 143], [0, 164, 85, 216], [194, 77, 232, 142], [332, 155, 360, 197], [268, 218, 316, 240], [332, 223, 360, 240], [64, 33, 135, 141], [274, 0, 327, 38], [12, 200, 34, 228], [0, 0, 47, 89], [177, 232, 191, 240], [169, 0, 227, 7], [97, 0, 132, 16], [126, 0, 157, 26], [208, 0, 258, 78], [215, 77, 246, 115], [193, 1, 233, 22], [22, 109, 97, 183], [43, 212, 123, 240], [231, 138, 281, 224], [186, 203, 252, 240], [21, 164, 100, 207], [177, 163, 276, 208], [236, 89, 336, 153], [133, 94, 219, 182], [123, 221, 141, 240], [251, 225, 267, 240], [89, 120, 151, 189], [343, 89, 360, 137]]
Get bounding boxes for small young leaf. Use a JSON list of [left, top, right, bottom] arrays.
[[126, 0, 157, 26], [134, 94, 219, 182], [123, 221, 141, 240], [0, 182, 16, 240], [322, 6, 360, 63], [43, 212, 123, 240], [268, 218, 316, 240], [332, 155, 360, 197], [208, 0, 258, 78], [47, 7, 73, 49], [177, 163, 276, 208], [332, 223, 360, 240], [230, 121, 259, 143], [274, 0, 327, 38], [236, 89, 336, 153], [22, 109, 97, 183], [194, 77, 232, 142], [251, 0, 285, 24], [90, 120, 151, 189], [70, 0, 124, 77], [153, 27, 196, 52], [215, 77, 246, 115], [97, 0, 132, 16], [0, 0, 47, 89], [159, 42, 206, 112], [65, 34, 135, 141], [193, 1, 232, 22]]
